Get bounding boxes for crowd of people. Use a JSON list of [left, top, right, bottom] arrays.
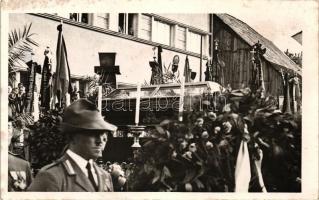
[[9, 83, 27, 116]]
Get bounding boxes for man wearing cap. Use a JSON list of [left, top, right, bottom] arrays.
[[28, 99, 117, 192]]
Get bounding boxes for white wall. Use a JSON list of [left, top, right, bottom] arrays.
[[9, 14, 205, 84], [159, 14, 210, 32]]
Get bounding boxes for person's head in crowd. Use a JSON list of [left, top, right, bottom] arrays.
[[222, 121, 232, 134], [18, 84, 25, 94], [201, 130, 209, 140], [210, 125, 222, 142], [195, 117, 204, 127], [18, 83, 23, 89], [188, 142, 197, 153], [185, 131, 194, 140], [8, 86, 12, 94], [178, 139, 188, 152], [66, 125, 109, 161], [207, 111, 217, 121], [15, 119, 26, 130], [214, 126, 221, 136], [61, 99, 117, 161], [13, 87, 18, 94], [222, 103, 232, 113]]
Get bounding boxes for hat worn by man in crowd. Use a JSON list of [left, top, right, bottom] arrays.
[[28, 99, 116, 192], [61, 98, 117, 133]]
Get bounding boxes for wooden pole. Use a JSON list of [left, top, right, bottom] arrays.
[[200, 35, 203, 81], [98, 86, 102, 114], [210, 14, 214, 63], [33, 91, 39, 122], [65, 93, 70, 106], [178, 76, 185, 122], [260, 62, 266, 98], [135, 83, 141, 125]]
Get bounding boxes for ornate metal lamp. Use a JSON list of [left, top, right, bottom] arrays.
[[128, 125, 145, 148]]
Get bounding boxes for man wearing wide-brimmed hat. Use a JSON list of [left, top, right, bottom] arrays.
[[28, 99, 117, 192]]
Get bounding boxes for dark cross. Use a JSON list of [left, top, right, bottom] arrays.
[[94, 52, 121, 89], [25, 60, 42, 113], [150, 46, 164, 85]]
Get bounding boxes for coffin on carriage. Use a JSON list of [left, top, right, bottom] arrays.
[[102, 81, 223, 162]]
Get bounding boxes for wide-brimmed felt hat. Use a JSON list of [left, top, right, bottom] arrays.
[[61, 98, 117, 133]]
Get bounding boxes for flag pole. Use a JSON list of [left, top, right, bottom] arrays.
[[135, 82, 141, 126], [33, 91, 39, 122]]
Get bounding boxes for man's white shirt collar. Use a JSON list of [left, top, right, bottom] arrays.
[[66, 149, 98, 184]]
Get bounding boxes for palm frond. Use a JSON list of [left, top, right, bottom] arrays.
[[8, 23, 38, 74]]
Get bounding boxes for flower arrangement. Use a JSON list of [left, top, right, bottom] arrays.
[[29, 109, 67, 171], [126, 88, 301, 192]]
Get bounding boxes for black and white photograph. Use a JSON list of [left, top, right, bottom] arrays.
[[1, 0, 318, 199]]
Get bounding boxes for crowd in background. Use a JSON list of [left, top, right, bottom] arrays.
[[9, 83, 27, 116]]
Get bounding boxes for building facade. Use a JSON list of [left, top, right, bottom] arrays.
[[9, 13, 301, 97], [213, 14, 301, 96], [9, 13, 212, 95]]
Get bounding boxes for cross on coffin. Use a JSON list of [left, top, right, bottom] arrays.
[[94, 53, 121, 89]]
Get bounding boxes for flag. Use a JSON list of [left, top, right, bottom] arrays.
[[40, 47, 52, 110], [25, 61, 41, 113], [53, 23, 72, 108], [204, 60, 212, 81], [282, 72, 291, 114], [157, 46, 164, 84]]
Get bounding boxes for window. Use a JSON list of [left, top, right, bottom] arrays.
[[176, 26, 186, 50], [118, 13, 138, 36], [69, 13, 90, 24], [139, 14, 152, 40], [153, 20, 171, 46], [95, 13, 109, 29], [188, 31, 201, 54]]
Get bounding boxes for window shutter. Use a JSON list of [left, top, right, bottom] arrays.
[[95, 13, 109, 29], [176, 26, 186, 50], [140, 14, 152, 40]]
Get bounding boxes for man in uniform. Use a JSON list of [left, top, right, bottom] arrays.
[[8, 115, 33, 191], [28, 99, 117, 192]]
